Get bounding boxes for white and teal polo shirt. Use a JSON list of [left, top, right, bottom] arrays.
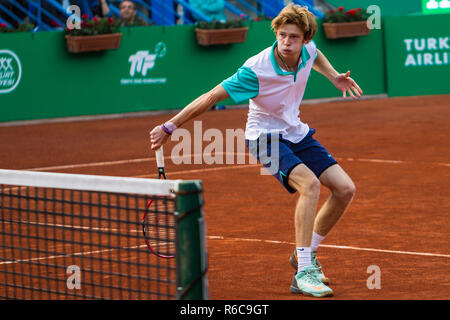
[[222, 40, 318, 143]]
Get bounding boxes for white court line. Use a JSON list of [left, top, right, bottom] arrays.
[[24, 152, 251, 171], [207, 235, 450, 258], [436, 162, 450, 167], [24, 154, 450, 172], [0, 244, 147, 266], [26, 158, 153, 171], [318, 244, 450, 258], [1, 219, 131, 233], [344, 158, 405, 164]]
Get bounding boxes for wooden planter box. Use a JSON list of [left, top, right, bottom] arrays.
[[323, 21, 370, 39], [65, 33, 122, 53], [195, 27, 248, 46]]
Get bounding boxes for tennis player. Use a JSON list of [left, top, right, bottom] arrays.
[[150, 4, 361, 298]]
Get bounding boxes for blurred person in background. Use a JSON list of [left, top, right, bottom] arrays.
[[189, 0, 227, 22], [100, 0, 148, 26]]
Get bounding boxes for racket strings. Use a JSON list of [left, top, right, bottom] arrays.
[[142, 196, 176, 259]]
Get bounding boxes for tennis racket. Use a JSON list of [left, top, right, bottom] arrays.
[[142, 146, 175, 259]]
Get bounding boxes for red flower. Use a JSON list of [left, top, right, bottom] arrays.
[[81, 14, 89, 20], [358, 7, 363, 11], [81, 21, 86, 27], [107, 17, 114, 24], [346, 9, 357, 16], [338, 6, 344, 11], [0, 23, 7, 28], [93, 16, 99, 23], [329, 9, 335, 13], [254, 17, 259, 21]]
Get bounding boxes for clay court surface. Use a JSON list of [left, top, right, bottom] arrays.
[[1, 94, 449, 300]]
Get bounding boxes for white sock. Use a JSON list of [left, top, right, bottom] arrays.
[[296, 247, 312, 272], [311, 232, 325, 252]]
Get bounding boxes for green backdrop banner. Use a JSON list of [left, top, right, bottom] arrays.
[[384, 13, 450, 97], [1, 20, 385, 122]]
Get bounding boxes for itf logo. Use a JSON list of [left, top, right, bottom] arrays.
[[121, 42, 167, 85], [0, 50, 22, 94], [128, 51, 156, 77]]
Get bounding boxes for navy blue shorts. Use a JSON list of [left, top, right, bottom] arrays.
[[246, 128, 338, 193]]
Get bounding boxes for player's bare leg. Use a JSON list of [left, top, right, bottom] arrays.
[[314, 164, 356, 236], [288, 163, 321, 247], [302, 164, 355, 285], [287, 164, 333, 297]]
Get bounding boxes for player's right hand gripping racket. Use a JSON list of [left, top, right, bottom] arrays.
[[141, 146, 175, 259]]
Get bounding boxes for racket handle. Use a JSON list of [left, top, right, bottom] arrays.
[[156, 146, 164, 169]]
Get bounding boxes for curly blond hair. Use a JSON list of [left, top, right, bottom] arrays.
[[271, 4, 318, 41]]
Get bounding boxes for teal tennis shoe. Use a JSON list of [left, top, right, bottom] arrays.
[[289, 249, 330, 284], [290, 267, 333, 297]]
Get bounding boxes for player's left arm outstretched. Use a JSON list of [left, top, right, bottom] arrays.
[[312, 49, 363, 100]]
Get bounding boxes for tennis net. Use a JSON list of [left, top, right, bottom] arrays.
[[0, 169, 207, 300]]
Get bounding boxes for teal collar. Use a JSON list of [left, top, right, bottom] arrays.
[[270, 41, 311, 80]]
